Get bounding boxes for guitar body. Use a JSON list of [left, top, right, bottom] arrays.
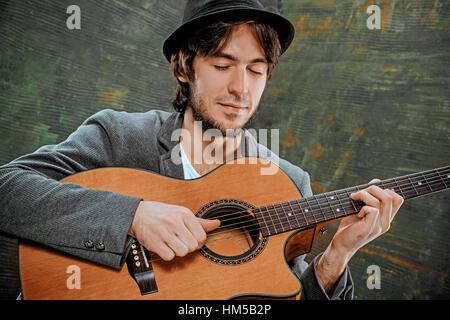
[[19, 158, 327, 300]]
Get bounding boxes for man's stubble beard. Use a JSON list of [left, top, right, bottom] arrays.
[[188, 82, 261, 137]]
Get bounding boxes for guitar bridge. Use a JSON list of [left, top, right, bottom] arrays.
[[126, 238, 158, 295]]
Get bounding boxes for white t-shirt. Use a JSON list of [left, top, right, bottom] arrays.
[[179, 144, 201, 180]]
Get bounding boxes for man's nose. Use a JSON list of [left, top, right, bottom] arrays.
[[228, 66, 249, 96]]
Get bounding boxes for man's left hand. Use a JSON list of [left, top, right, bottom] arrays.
[[315, 179, 404, 294]]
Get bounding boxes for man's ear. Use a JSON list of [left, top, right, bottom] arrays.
[[177, 73, 189, 84]]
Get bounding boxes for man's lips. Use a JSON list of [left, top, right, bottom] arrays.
[[218, 102, 249, 112]]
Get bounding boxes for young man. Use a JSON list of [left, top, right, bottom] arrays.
[[0, 0, 403, 299]]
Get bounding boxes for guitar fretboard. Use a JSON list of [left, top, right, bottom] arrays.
[[254, 165, 450, 237]]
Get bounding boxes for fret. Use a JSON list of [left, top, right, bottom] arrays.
[[334, 190, 348, 217], [421, 173, 433, 192], [304, 197, 316, 224], [326, 193, 338, 219], [412, 173, 429, 194], [393, 178, 406, 198], [436, 169, 448, 189], [280, 203, 292, 230], [383, 179, 399, 195], [266, 206, 278, 233], [265, 205, 278, 235], [378, 179, 392, 192], [430, 171, 446, 192], [314, 195, 327, 222], [273, 204, 286, 232], [287, 200, 301, 229], [257, 207, 270, 236], [446, 171, 450, 188], [407, 175, 420, 197], [346, 187, 359, 212], [296, 199, 309, 226], [386, 179, 398, 192]]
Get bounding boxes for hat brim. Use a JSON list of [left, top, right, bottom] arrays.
[[163, 8, 295, 62]]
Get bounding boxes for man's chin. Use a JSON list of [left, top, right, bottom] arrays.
[[191, 105, 249, 136], [205, 122, 245, 137]]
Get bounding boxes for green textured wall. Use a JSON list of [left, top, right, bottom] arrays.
[[0, 0, 448, 299]]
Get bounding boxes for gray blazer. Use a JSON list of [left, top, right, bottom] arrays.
[[0, 109, 353, 299]]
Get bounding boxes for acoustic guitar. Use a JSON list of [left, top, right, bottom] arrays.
[[18, 157, 449, 299]]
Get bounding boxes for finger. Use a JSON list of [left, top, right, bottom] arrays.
[[174, 224, 199, 253], [385, 188, 404, 206], [357, 203, 378, 219], [198, 218, 221, 233], [165, 234, 189, 257], [183, 214, 208, 247], [351, 189, 380, 208], [357, 206, 380, 237], [362, 185, 394, 232], [138, 226, 176, 261], [149, 240, 175, 261], [369, 178, 381, 184], [385, 189, 404, 222]]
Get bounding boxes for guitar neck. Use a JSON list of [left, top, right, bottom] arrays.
[[255, 165, 450, 237]]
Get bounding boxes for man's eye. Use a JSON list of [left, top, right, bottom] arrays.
[[249, 69, 263, 75], [214, 65, 229, 71]]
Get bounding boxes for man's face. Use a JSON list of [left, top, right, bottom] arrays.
[[183, 24, 269, 135]]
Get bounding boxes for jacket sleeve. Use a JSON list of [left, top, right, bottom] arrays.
[[291, 253, 354, 300], [289, 170, 354, 300], [0, 110, 142, 269]]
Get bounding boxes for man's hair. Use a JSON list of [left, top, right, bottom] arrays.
[[170, 19, 282, 113]]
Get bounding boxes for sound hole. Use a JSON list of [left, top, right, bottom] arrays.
[[200, 203, 265, 264]]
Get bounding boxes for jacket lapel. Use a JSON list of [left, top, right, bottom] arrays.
[[157, 111, 184, 179]]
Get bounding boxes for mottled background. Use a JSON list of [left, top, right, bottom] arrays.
[[0, 0, 448, 299]]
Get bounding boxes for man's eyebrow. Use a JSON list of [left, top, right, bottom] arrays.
[[211, 52, 267, 64]]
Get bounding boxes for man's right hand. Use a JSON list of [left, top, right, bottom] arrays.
[[128, 201, 220, 261]]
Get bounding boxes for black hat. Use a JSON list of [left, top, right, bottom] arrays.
[[162, 0, 295, 62]]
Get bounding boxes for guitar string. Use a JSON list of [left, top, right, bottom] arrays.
[[142, 170, 449, 262], [145, 197, 358, 261], [143, 169, 449, 260], [183, 169, 450, 238], [144, 176, 449, 263], [202, 170, 450, 239], [192, 166, 450, 231], [179, 173, 449, 250], [144, 175, 449, 264], [146, 169, 449, 257]]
